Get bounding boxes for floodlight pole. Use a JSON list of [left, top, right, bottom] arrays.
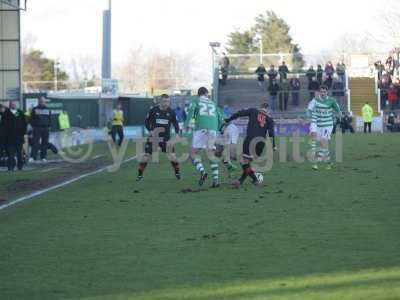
[[209, 42, 220, 102], [255, 33, 263, 65], [102, 0, 112, 80], [109, 0, 112, 76]]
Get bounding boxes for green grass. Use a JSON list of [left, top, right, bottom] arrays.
[[0, 142, 136, 199], [0, 133, 400, 299]]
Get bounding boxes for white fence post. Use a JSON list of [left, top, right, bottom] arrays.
[[347, 89, 351, 114], [378, 88, 381, 113]]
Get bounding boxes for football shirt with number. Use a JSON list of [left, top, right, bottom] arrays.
[[185, 96, 223, 131], [225, 108, 273, 139], [307, 96, 341, 128]]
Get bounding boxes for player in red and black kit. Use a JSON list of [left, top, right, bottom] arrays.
[[223, 103, 275, 186], [137, 94, 181, 181]]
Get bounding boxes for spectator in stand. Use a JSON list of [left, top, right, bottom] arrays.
[[374, 60, 385, 81], [219, 66, 228, 86], [316, 65, 323, 85], [0, 104, 6, 167], [289, 75, 301, 106], [379, 77, 389, 109], [268, 79, 280, 111], [267, 65, 278, 85], [325, 61, 335, 81], [219, 53, 230, 84], [279, 79, 290, 111], [394, 77, 400, 108], [220, 53, 230, 71], [306, 65, 316, 85], [340, 112, 355, 134], [388, 84, 398, 111], [308, 76, 320, 99], [30, 96, 52, 162], [278, 61, 289, 81], [174, 106, 187, 134], [386, 55, 395, 76], [381, 71, 392, 85], [2, 101, 27, 171], [323, 75, 333, 89], [362, 102, 373, 133], [332, 76, 346, 110], [336, 61, 346, 84], [255, 64, 267, 91]]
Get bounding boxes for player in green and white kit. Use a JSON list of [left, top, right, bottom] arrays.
[[307, 85, 341, 170], [185, 87, 224, 187]]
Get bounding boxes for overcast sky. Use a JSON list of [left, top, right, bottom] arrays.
[[21, 0, 390, 79]]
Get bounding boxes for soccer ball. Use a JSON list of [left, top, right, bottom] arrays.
[[255, 173, 263, 184]]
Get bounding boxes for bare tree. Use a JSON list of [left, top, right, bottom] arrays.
[[22, 33, 38, 54], [115, 46, 149, 92], [116, 47, 197, 93], [70, 55, 100, 88], [333, 32, 378, 54], [369, 0, 400, 50]]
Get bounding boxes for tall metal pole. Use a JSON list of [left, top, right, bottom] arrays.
[[259, 38, 263, 65], [102, 1, 112, 79], [109, 0, 111, 78], [209, 42, 220, 102], [18, 3, 23, 107], [211, 47, 215, 81]]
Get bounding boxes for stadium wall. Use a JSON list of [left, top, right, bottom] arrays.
[[0, 0, 21, 104]]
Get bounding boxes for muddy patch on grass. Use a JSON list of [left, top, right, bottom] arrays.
[[3, 158, 109, 200], [180, 188, 208, 193]]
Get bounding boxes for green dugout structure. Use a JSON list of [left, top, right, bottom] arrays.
[[23, 93, 155, 130]]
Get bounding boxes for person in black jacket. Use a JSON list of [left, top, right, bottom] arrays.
[[290, 75, 301, 106], [332, 77, 345, 110], [316, 65, 323, 85], [308, 77, 320, 100], [267, 65, 278, 85], [0, 104, 6, 167], [224, 103, 275, 187], [268, 79, 280, 111], [2, 101, 27, 171], [278, 61, 290, 81], [306, 66, 316, 85], [255, 64, 267, 91], [30, 96, 52, 162], [27, 126, 59, 155], [136, 94, 181, 181], [340, 113, 354, 134]]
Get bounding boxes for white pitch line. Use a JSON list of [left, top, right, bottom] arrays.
[[92, 155, 104, 160], [40, 167, 61, 173], [0, 156, 137, 211]]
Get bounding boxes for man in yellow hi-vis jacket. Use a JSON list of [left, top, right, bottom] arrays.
[[58, 110, 71, 131], [111, 103, 124, 146], [362, 102, 373, 133]]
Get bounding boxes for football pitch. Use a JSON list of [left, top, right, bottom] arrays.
[[0, 133, 399, 300]]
